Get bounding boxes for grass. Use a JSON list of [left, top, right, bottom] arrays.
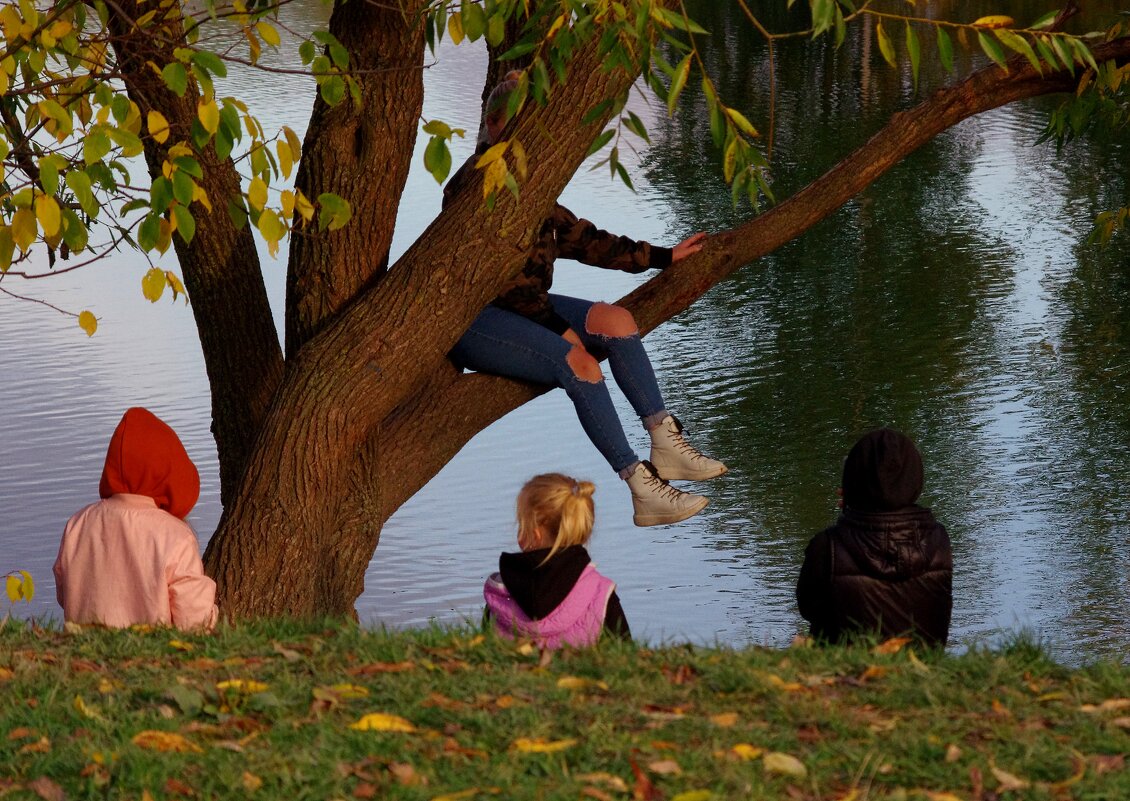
[[1, 619, 1127, 800]]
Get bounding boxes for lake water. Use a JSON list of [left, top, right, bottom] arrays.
[[2, 2, 1128, 664]]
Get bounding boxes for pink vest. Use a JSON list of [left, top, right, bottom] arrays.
[[483, 563, 616, 649]]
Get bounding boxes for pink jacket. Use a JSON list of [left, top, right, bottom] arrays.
[[53, 408, 218, 631], [483, 563, 615, 649]]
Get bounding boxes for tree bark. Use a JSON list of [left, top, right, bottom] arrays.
[[106, 0, 283, 505]]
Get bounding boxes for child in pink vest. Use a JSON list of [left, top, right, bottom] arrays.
[[53, 407, 218, 631], [484, 473, 629, 648]]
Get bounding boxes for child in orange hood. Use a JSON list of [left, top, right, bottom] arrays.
[[54, 407, 218, 630]]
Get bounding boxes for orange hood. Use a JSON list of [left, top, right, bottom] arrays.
[[98, 407, 200, 519]]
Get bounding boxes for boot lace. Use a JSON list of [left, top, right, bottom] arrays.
[[639, 460, 691, 502], [665, 415, 710, 462]]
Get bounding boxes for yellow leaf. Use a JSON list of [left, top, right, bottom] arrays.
[[191, 184, 212, 213], [329, 683, 370, 699], [148, 110, 170, 144], [11, 208, 36, 251], [510, 138, 527, 182], [872, 637, 912, 655], [671, 792, 712, 801], [280, 190, 295, 218], [1081, 698, 1130, 713], [349, 712, 416, 732], [924, 793, 964, 801], [282, 125, 302, 159], [216, 679, 268, 694], [197, 99, 220, 135], [763, 751, 807, 779], [241, 771, 263, 792], [557, 676, 608, 692], [141, 266, 166, 302], [77, 310, 97, 337], [276, 139, 293, 179], [731, 744, 763, 761], [710, 712, 739, 727], [247, 176, 268, 211], [131, 730, 203, 753], [860, 665, 888, 682], [74, 696, 103, 720], [447, 12, 464, 45], [6, 575, 21, 602], [475, 140, 509, 169], [765, 674, 804, 692], [482, 158, 507, 199], [255, 20, 280, 46], [973, 15, 1015, 29], [168, 639, 195, 652], [512, 737, 576, 753], [990, 765, 1029, 791], [0, 667, 14, 681], [35, 194, 61, 237], [294, 190, 315, 222]]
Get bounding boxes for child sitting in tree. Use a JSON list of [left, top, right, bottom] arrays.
[[484, 473, 630, 648], [796, 428, 953, 647], [54, 407, 218, 631]]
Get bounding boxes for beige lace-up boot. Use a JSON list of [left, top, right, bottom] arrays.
[[625, 460, 709, 526], [648, 415, 728, 481]]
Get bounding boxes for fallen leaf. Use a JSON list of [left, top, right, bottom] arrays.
[[18, 737, 51, 754], [352, 782, 377, 799], [671, 792, 712, 801], [991, 699, 1010, 717], [764, 674, 805, 692], [242, 771, 263, 791], [131, 730, 204, 753], [629, 755, 662, 801], [389, 762, 425, 786], [0, 667, 13, 681], [860, 665, 888, 682], [557, 676, 609, 692], [349, 713, 416, 733], [709, 712, 739, 727], [582, 788, 614, 801], [168, 640, 195, 652], [923, 793, 963, 801], [8, 727, 35, 741], [1110, 717, 1130, 729], [28, 776, 65, 801], [1088, 753, 1124, 775], [431, 789, 483, 801], [872, 637, 912, 655], [577, 773, 629, 793], [271, 642, 303, 661], [215, 679, 268, 694], [164, 777, 194, 796], [329, 683, 370, 699], [907, 649, 931, 673], [763, 751, 807, 779], [990, 765, 1030, 791], [494, 695, 517, 709], [732, 744, 763, 761], [944, 744, 962, 763], [443, 737, 488, 760], [1080, 698, 1130, 714], [73, 696, 103, 720], [648, 759, 681, 775], [512, 737, 576, 753]]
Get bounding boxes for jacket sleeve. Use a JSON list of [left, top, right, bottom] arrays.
[[167, 533, 219, 632], [603, 591, 632, 641], [552, 205, 672, 273], [796, 530, 832, 630]]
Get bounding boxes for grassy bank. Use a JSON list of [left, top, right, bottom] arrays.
[[1, 620, 1127, 800]]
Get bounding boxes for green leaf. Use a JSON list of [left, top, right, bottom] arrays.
[[581, 97, 614, 127], [497, 40, 538, 62], [83, 131, 112, 165], [61, 209, 88, 253], [622, 111, 650, 144], [1050, 35, 1075, 73], [172, 170, 195, 206], [1071, 38, 1099, 73], [876, 21, 897, 68], [150, 176, 174, 212], [316, 192, 352, 232], [190, 49, 227, 79], [995, 30, 1041, 74], [936, 26, 954, 73], [320, 76, 346, 106], [65, 170, 97, 217], [977, 30, 1008, 72], [172, 204, 195, 243], [173, 156, 203, 179], [585, 128, 615, 157], [486, 13, 505, 47], [423, 136, 452, 183], [423, 120, 452, 138], [667, 54, 691, 116], [463, 2, 486, 41], [329, 43, 349, 69], [299, 40, 316, 64], [161, 62, 188, 96], [1031, 10, 1058, 30], [138, 214, 161, 252], [1035, 36, 1059, 72], [906, 23, 921, 91]]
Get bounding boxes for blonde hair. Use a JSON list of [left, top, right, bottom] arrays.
[[516, 473, 596, 561]]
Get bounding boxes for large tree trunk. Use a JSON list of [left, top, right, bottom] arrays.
[[201, 5, 1130, 618]]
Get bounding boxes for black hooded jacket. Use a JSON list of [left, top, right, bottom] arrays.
[[796, 429, 953, 647]]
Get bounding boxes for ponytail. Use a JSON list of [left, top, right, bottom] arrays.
[[515, 473, 596, 562]]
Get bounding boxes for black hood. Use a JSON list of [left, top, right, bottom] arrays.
[[841, 428, 924, 512], [499, 545, 591, 620]]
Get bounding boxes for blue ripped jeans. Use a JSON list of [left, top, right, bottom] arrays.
[[450, 294, 667, 473]]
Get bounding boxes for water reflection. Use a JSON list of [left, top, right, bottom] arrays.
[[2, 0, 1128, 663]]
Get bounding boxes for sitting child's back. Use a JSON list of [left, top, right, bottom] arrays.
[[484, 473, 629, 648], [54, 407, 218, 630]]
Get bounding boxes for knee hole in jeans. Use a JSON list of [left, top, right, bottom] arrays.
[[584, 302, 638, 339], [566, 346, 604, 383]]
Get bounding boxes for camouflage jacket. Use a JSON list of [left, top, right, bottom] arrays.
[[444, 156, 672, 335]]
